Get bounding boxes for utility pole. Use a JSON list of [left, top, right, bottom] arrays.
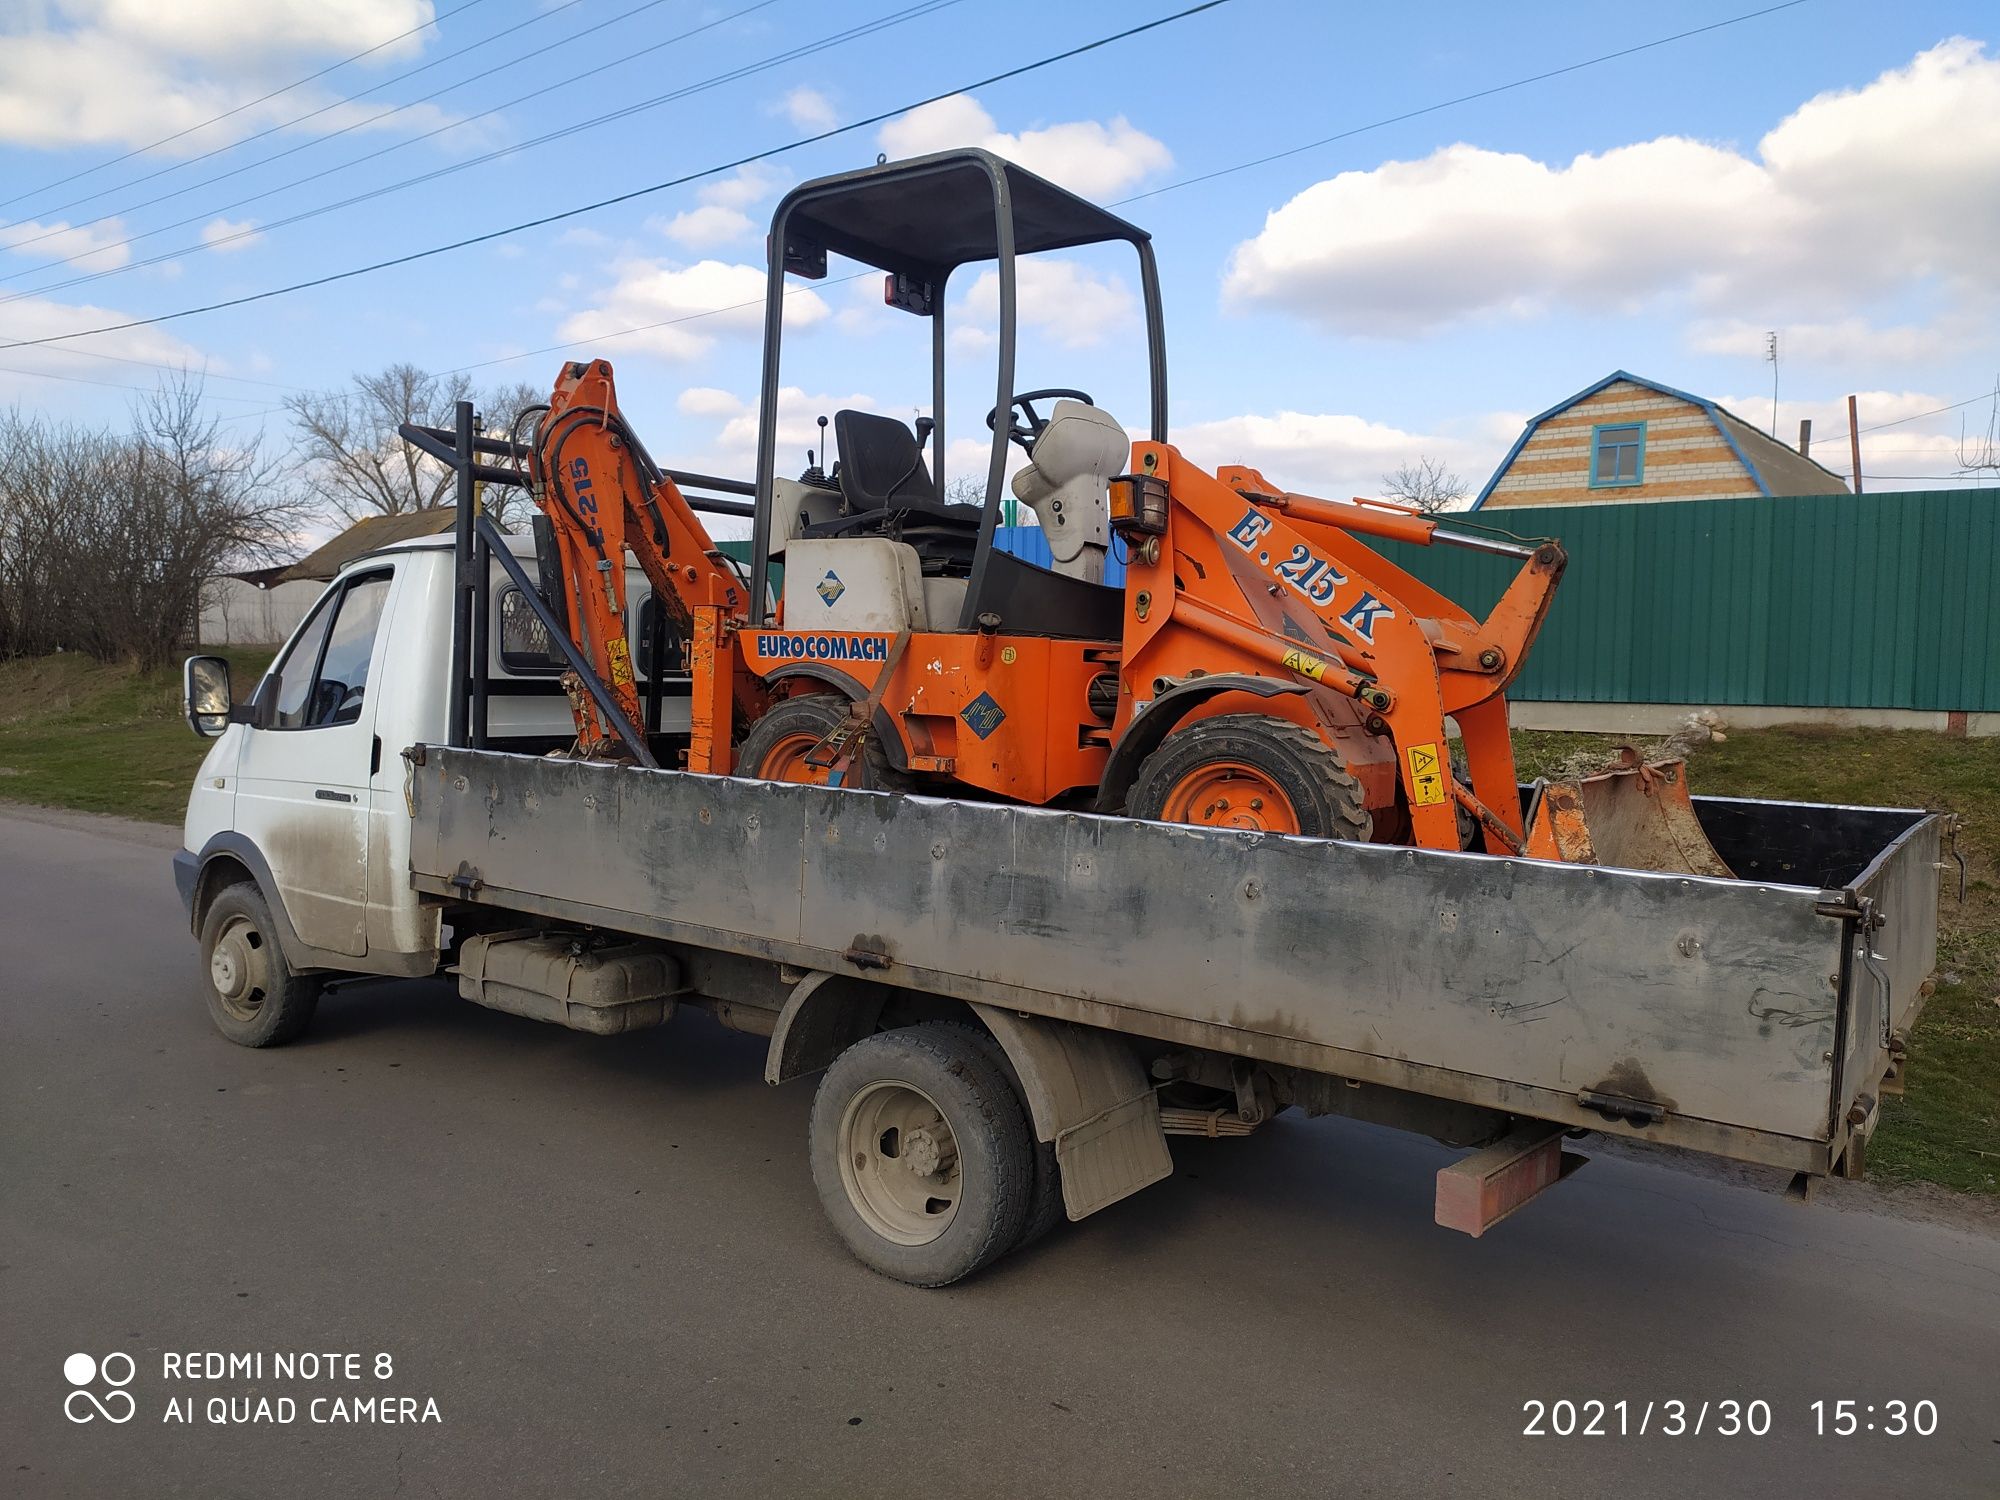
[[1765, 331, 1779, 436], [1847, 394, 1863, 494]]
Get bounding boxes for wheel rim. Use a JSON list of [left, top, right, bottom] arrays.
[[837, 1080, 962, 1246], [1157, 761, 1301, 833], [209, 913, 272, 1022], [757, 729, 834, 786]]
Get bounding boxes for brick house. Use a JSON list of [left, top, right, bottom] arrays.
[[1471, 370, 1849, 510]]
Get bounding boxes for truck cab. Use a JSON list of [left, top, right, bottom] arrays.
[[176, 534, 684, 983]]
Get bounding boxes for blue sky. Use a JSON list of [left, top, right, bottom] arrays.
[[2, 0, 1996, 532]]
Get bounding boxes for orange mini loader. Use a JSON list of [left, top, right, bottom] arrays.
[[510, 148, 1723, 873]]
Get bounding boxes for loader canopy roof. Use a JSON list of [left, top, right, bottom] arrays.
[[773, 148, 1150, 279]]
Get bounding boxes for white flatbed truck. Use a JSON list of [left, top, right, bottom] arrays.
[[175, 528, 1950, 1285]]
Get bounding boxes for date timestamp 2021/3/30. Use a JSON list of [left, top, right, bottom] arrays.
[[1521, 1399, 1939, 1437]]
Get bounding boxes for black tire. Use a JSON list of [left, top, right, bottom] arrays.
[[809, 1022, 1035, 1286], [735, 692, 910, 791], [1128, 713, 1372, 841], [197, 882, 321, 1047], [957, 1025, 1066, 1249]]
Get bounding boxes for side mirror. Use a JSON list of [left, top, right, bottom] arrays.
[[183, 655, 233, 739]]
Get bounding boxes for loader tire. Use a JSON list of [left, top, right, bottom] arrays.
[[736, 692, 909, 791], [197, 882, 321, 1047], [809, 1023, 1035, 1286], [1129, 713, 1372, 842]]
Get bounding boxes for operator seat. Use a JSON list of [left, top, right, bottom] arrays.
[[802, 410, 980, 572], [833, 410, 940, 511]]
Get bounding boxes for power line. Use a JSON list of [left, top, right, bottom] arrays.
[[0, 361, 285, 403], [437, 0, 1820, 382], [0, 0, 1239, 354], [0, 0, 930, 306], [442, 277, 869, 378], [1112, 0, 1816, 206], [0, 0, 741, 282], [0, 341, 305, 391], [1816, 390, 1999, 444], [0, 0, 601, 240], [0, 0, 495, 216]]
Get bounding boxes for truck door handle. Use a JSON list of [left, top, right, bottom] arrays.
[[372, 735, 382, 776], [315, 789, 356, 804]]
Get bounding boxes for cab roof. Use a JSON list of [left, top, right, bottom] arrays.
[[773, 148, 1150, 283]]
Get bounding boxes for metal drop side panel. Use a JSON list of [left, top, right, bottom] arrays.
[[407, 751, 1941, 1170]]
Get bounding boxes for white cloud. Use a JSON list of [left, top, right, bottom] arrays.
[[1687, 317, 1971, 367], [84, 1, 437, 64], [1717, 389, 1983, 481], [0, 217, 131, 271], [1172, 408, 1514, 508], [1224, 39, 2000, 337], [958, 258, 1136, 349], [656, 165, 784, 250], [0, 295, 212, 381], [0, 2, 452, 153], [199, 216, 262, 253], [781, 85, 838, 133], [556, 259, 827, 362], [677, 386, 744, 418], [660, 204, 752, 251], [878, 95, 1170, 199], [669, 384, 873, 482]]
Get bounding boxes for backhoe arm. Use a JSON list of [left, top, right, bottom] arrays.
[[529, 358, 757, 756]]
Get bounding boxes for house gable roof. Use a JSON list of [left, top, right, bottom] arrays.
[[1470, 369, 1849, 509], [278, 508, 459, 583]]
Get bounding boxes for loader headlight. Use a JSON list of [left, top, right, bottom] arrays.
[[1108, 474, 1168, 539]]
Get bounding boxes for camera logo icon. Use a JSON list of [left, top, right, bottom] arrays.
[[63, 1353, 136, 1424]]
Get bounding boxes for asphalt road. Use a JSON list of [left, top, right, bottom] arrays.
[[3, 807, 1997, 1499]]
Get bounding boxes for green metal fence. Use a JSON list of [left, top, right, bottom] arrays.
[[1375, 490, 1999, 711]]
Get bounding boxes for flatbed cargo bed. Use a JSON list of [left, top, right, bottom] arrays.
[[406, 746, 1944, 1179]]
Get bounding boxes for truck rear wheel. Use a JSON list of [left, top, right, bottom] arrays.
[[736, 693, 908, 790], [197, 882, 321, 1047], [1129, 713, 1372, 841], [809, 1022, 1035, 1286]]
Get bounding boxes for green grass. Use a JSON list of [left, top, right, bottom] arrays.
[[1, 655, 1992, 1195], [0, 649, 272, 824], [1517, 725, 2000, 1195]]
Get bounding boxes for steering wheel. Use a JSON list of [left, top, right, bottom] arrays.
[[986, 388, 1095, 453]]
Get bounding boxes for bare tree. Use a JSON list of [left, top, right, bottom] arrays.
[[284, 363, 474, 523], [1380, 456, 1470, 514], [285, 364, 547, 528], [0, 373, 308, 668], [476, 379, 547, 529]]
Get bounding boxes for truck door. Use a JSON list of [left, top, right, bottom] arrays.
[[234, 568, 394, 958]]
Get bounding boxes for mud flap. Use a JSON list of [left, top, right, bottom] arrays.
[[1525, 753, 1734, 877], [969, 1003, 1174, 1220]]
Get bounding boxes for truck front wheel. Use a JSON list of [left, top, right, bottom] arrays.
[[809, 1023, 1035, 1286], [197, 882, 321, 1047]]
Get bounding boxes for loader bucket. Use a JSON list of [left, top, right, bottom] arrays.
[[1524, 752, 1734, 877]]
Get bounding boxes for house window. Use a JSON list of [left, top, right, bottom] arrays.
[[1590, 422, 1645, 488]]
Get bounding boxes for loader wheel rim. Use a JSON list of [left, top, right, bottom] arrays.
[[1158, 762, 1301, 834], [838, 1080, 962, 1246], [758, 730, 833, 786], [209, 913, 271, 1021]]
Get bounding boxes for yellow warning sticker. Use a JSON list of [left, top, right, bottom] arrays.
[[1280, 647, 1327, 682], [1407, 742, 1447, 807]]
